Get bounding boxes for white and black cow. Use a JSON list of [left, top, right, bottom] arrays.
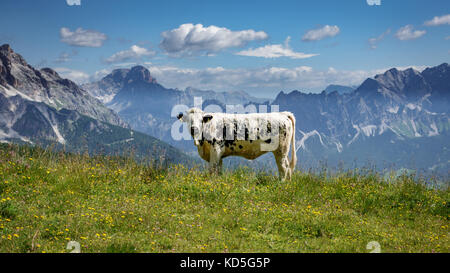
[[177, 108, 297, 180]]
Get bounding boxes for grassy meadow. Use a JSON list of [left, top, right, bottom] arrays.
[[0, 143, 448, 253]]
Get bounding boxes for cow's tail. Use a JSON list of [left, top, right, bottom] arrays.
[[286, 112, 297, 172]]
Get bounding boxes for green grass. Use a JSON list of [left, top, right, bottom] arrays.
[[0, 143, 448, 253]]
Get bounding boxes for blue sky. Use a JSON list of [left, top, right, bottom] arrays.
[[1, 0, 449, 97]]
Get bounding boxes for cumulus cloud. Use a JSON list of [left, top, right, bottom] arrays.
[[104, 45, 156, 64], [160, 23, 268, 56], [66, 0, 81, 5], [302, 25, 340, 42], [235, 36, 318, 59], [60, 27, 107, 47], [424, 14, 450, 26], [395, 25, 426, 40], [53, 67, 90, 84], [368, 29, 390, 49]]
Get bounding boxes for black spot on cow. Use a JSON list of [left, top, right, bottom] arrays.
[[205, 138, 218, 145], [239, 145, 243, 149], [267, 122, 272, 133], [264, 139, 271, 144], [225, 140, 235, 147], [202, 115, 213, 123], [244, 128, 250, 141], [233, 122, 238, 139], [217, 140, 225, 147], [222, 126, 227, 140]]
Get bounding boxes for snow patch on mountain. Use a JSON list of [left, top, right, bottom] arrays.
[[410, 119, 421, 137], [0, 84, 37, 102], [348, 124, 361, 146], [0, 128, 33, 144], [361, 125, 377, 137], [387, 106, 399, 114], [296, 130, 325, 152], [428, 122, 439, 136], [405, 103, 422, 111]]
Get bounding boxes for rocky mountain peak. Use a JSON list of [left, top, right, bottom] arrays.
[[0, 44, 12, 53], [0, 43, 29, 67], [40, 67, 59, 77], [385, 67, 399, 75], [108, 68, 130, 82], [125, 65, 157, 84]]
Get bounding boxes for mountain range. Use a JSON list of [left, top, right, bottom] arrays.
[[0, 44, 190, 163], [273, 65, 449, 173], [84, 63, 449, 175]]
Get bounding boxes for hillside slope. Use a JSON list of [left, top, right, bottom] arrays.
[[0, 144, 448, 253]]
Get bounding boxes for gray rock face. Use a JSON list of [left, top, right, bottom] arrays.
[[0, 44, 127, 128]]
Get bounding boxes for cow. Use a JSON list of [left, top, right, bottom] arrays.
[[177, 108, 297, 180]]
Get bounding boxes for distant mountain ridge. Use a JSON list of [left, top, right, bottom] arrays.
[[273, 63, 449, 173], [323, 84, 355, 95]]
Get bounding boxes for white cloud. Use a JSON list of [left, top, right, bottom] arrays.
[[424, 14, 450, 26], [235, 36, 318, 59], [159, 23, 268, 56], [60, 27, 107, 47], [368, 29, 390, 49], [53, 67, 90, 84], [66, 0, 81, 6], [87, 64, 429, 97], [395, 25, 426, 40], [302, 25, 340, 42], [391, 65, 428, 72], [104, 45, 156, 64], [144, 65, 383, 95]]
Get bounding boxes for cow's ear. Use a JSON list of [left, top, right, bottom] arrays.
[[202, 115, 213, 123]]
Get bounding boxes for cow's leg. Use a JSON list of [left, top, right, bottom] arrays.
[[209, 144, 223, 175], [274, 152, 289, 180], [273, 131, 292, 180], [283, 156, 292, 180], [218, 158, 223, 175]]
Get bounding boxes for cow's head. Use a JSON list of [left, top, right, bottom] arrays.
[[177, 108, 213, 146]]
